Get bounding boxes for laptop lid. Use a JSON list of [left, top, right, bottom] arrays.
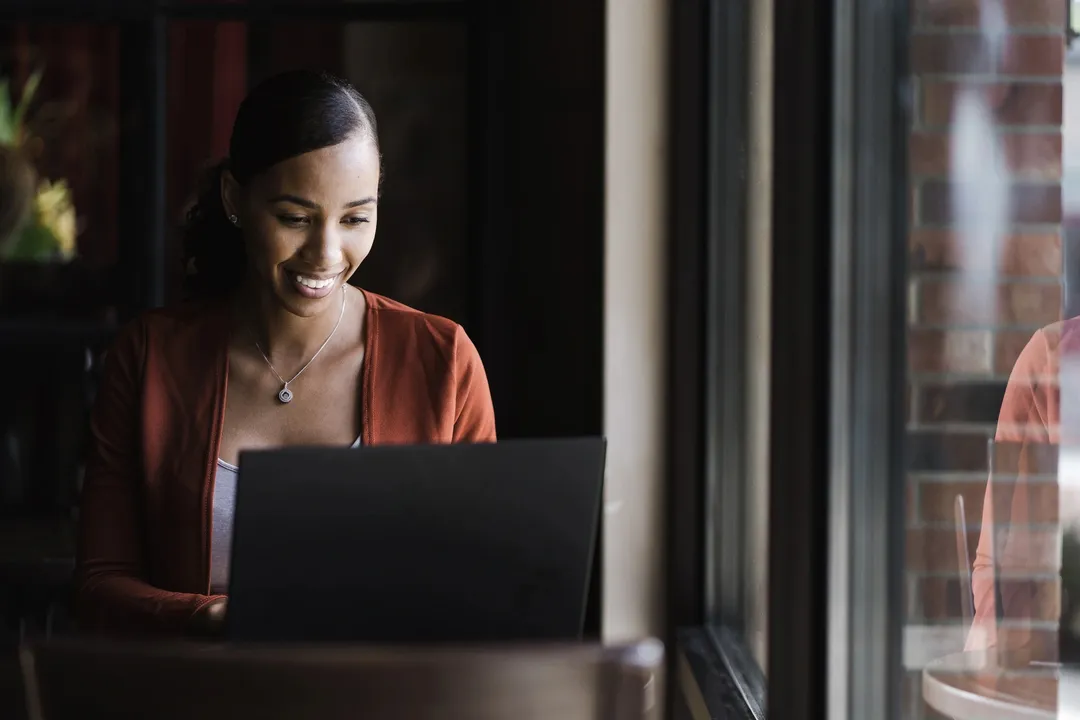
[[225, 437, 606, 644]]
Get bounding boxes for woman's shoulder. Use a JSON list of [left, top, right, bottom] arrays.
[[1012, 316, 1080, 379], [364, 290, 470, 348], [106, 299, 230, 361], [361, 289, 484, 380]]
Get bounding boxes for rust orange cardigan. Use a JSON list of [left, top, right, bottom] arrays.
[[75, 289, 496, 636], [969, 317, 1073, 655]]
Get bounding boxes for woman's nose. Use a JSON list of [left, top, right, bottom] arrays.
[[302, 223, 344, 267]]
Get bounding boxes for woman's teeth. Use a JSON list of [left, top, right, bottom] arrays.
[[293, 274, 335, 289]]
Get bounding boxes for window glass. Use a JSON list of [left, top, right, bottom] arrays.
[[906, 3, 1066, 719], [705, 0, 772, 679]]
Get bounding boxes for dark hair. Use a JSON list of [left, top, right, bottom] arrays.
[[182, 69, 379, 298]]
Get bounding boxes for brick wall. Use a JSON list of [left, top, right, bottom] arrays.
[[906, 1, 1064, 717]]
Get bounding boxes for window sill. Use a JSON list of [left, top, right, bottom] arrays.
[[675, 627, 765, 720]]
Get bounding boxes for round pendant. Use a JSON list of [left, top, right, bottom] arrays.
[[278, 386, 294, 404]]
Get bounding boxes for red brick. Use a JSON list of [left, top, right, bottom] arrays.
[[922, 81, 1062, 127], [918, 181, 1061, 225], [916, 576, 962, 621], [907, 480, 917, 525], [994, 329, 1038, 374], [1000, 34, 1065, 76], [902, 671, 917, 719], [912, 33, 1063, 75], [908, 429, 994, 472], [915, 280, 1060, 326], [991, 441, 1060, 478], [919, 480, 987, 527], [910, 229, 1061, 277], [907, 527, 983, 572], [908, 527, 1058, 572], [912, 33, 992, 74], [909, 131, 1061, 179], [1000, 232, 1062, 276], [914, 382, 1005, 424], [1003, 281, 1062, 325], [916, 0, 1065, 28], [919, 479, 1058, 524], [917, 576, 1060, 621], [910, 329, 993, 374]]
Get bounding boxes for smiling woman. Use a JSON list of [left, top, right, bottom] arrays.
[[73, 69, 496, 638], [182, 69, 380, 303]]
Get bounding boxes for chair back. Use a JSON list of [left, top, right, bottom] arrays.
[[20, 637, 663, 720], [954, 493, 975, 630]]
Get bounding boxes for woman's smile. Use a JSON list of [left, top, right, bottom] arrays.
[[287, 269, 344, 299]]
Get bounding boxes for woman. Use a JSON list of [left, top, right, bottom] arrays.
[[75, 70, 496, 637], [968, 318, 1072, 660]]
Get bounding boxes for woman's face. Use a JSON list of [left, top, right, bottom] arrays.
[[223, 134, 380, 317]]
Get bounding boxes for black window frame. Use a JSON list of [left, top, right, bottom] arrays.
[[666, 0, 909, 717]]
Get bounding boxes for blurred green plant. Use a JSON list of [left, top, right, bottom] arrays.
[[0, 69, 41, 146], [0, 68, 79, 263]]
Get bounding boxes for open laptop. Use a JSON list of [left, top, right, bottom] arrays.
[[224, 437, 605, 644]]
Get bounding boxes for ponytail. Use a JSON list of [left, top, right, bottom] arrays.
[[181, 159, 246, 299]]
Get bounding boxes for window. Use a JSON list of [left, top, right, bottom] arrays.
[[703, 0, 772, 681], [668, 0, 771, 717], [907, 2, 1067, 720], [749, 0, 1072, 719], [706, 0, 773, 672]]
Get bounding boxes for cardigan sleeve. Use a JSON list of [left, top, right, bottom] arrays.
[[967, 327, 1056, 657], [451, 325, 497, 443], [74, 318, 224, 635]]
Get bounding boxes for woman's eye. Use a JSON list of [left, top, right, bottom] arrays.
[[278, 215, 308, 227], [343, 216, 370, 227]]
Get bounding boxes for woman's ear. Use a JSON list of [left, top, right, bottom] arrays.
[[220, 167, 241, 221]]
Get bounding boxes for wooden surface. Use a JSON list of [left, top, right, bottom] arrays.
[[21, 638, 664, 720]]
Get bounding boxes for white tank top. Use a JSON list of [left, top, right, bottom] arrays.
[[210, 436, 362, 594]]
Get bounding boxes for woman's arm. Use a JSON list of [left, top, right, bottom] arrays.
[[968, 327, 1055, 654], [451, 325, 497, 443], [75, 318, 224, 636]]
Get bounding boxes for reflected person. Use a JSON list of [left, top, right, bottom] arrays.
[[74, 70, 497, 637], [968, 321, 1067, 660]]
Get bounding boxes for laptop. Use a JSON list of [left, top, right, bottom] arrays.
[[224, 437, 606, 644]]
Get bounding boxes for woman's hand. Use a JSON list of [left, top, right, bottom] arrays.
[[189, 597, 228, 638]]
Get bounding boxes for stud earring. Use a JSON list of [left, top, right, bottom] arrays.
[[228, 214, 239, 226]]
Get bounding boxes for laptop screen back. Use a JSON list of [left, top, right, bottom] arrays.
[[225, 437, 606, 644]]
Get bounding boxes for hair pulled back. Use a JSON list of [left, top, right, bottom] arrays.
[[182, 69, 379, 298]]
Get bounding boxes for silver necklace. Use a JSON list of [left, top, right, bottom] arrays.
[[255, 286, 346, 404]]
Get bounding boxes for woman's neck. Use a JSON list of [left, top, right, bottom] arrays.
[[234, 283, 346, 367]]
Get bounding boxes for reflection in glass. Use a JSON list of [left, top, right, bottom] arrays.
[[907, 1, 1067, 718]]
